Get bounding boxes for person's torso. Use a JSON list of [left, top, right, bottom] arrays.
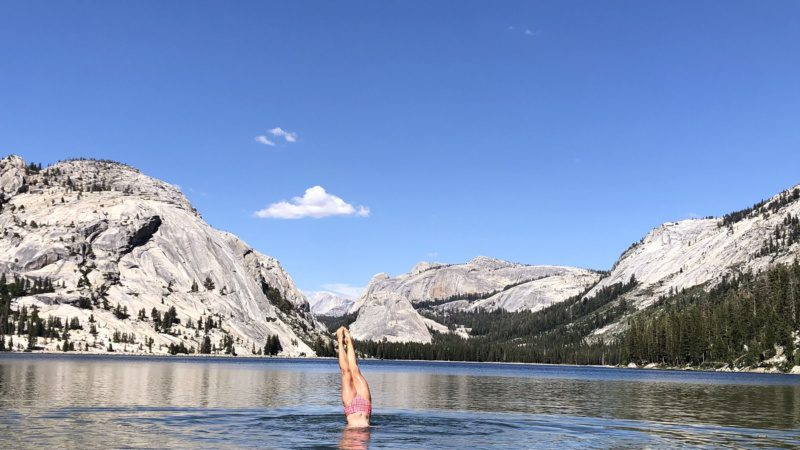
[[346, 412, 370, 428]]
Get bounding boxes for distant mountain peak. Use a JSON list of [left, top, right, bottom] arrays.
[[306, 291, 355, 317], [467, 255, 517, 269], [348, 255, 599, 342], [410, 261, 446, 275]]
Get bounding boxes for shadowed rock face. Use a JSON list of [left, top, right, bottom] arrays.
[[122, 215, 161, 255], [0, 155, 328, 356]]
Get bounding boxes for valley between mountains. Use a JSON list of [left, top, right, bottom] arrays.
[[2, 155, 799, 372]]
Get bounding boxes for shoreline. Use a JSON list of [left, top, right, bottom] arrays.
[[1, 350, 797, 375]]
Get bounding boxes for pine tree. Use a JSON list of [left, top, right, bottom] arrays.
[[264, 335, 283, 356], [200, 335, 212, 354], [26, 307, 42, 350], [160, 306, 178, 332], [222, 335, 235, 355], [113, 304, 129, 320], [17, 305, 28, 335], [204, 315, 215, 333], [152, 308, 162, 330]]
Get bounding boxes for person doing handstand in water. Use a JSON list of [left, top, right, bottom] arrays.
[[337, 326, 372, 428]]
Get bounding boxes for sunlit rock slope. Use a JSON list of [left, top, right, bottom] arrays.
[[0, 155, 329, 356]]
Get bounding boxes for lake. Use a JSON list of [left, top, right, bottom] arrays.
[[1, 354, 799, 448]]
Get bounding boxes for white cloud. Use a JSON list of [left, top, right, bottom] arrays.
[[255, 126, 297, 146], [254, 185, 370, 219], [321, 283, 364, 298], [269, 127, 298, 143], [509, 26, 538, 37], [255, 135, 276, 146]]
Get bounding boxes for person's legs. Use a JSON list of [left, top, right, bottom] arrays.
[[344, 329, 371, 402], [338, 327, 356, 405], [337, 327, 350, 373]]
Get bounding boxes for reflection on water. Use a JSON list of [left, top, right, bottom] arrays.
[[1, 354, 800, 448], [340, 426, 371, 450]]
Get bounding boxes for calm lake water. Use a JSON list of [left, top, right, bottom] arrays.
[[1, 354, 800, 449]]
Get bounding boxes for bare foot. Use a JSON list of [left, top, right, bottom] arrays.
[[336, 327, 346, 341]]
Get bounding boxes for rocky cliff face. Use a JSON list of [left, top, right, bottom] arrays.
[[348, 257, 600, 343], [347, 185, 800, 345], [590, 185, 800, 306], [350, 291, 448, 344], [588, 184, 800, 337], [351, 256, 600, 313], [0, 155, 329, 356], [468, 269, 600, 312]]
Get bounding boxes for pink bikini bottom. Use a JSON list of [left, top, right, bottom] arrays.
[[344, 395, 372, 416]]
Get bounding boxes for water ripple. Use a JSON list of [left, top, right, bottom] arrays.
[[2, 354, 800, 448], [3, 405, 797, 449]]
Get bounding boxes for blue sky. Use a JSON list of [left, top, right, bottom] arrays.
[[2, 1, 799, 296]]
